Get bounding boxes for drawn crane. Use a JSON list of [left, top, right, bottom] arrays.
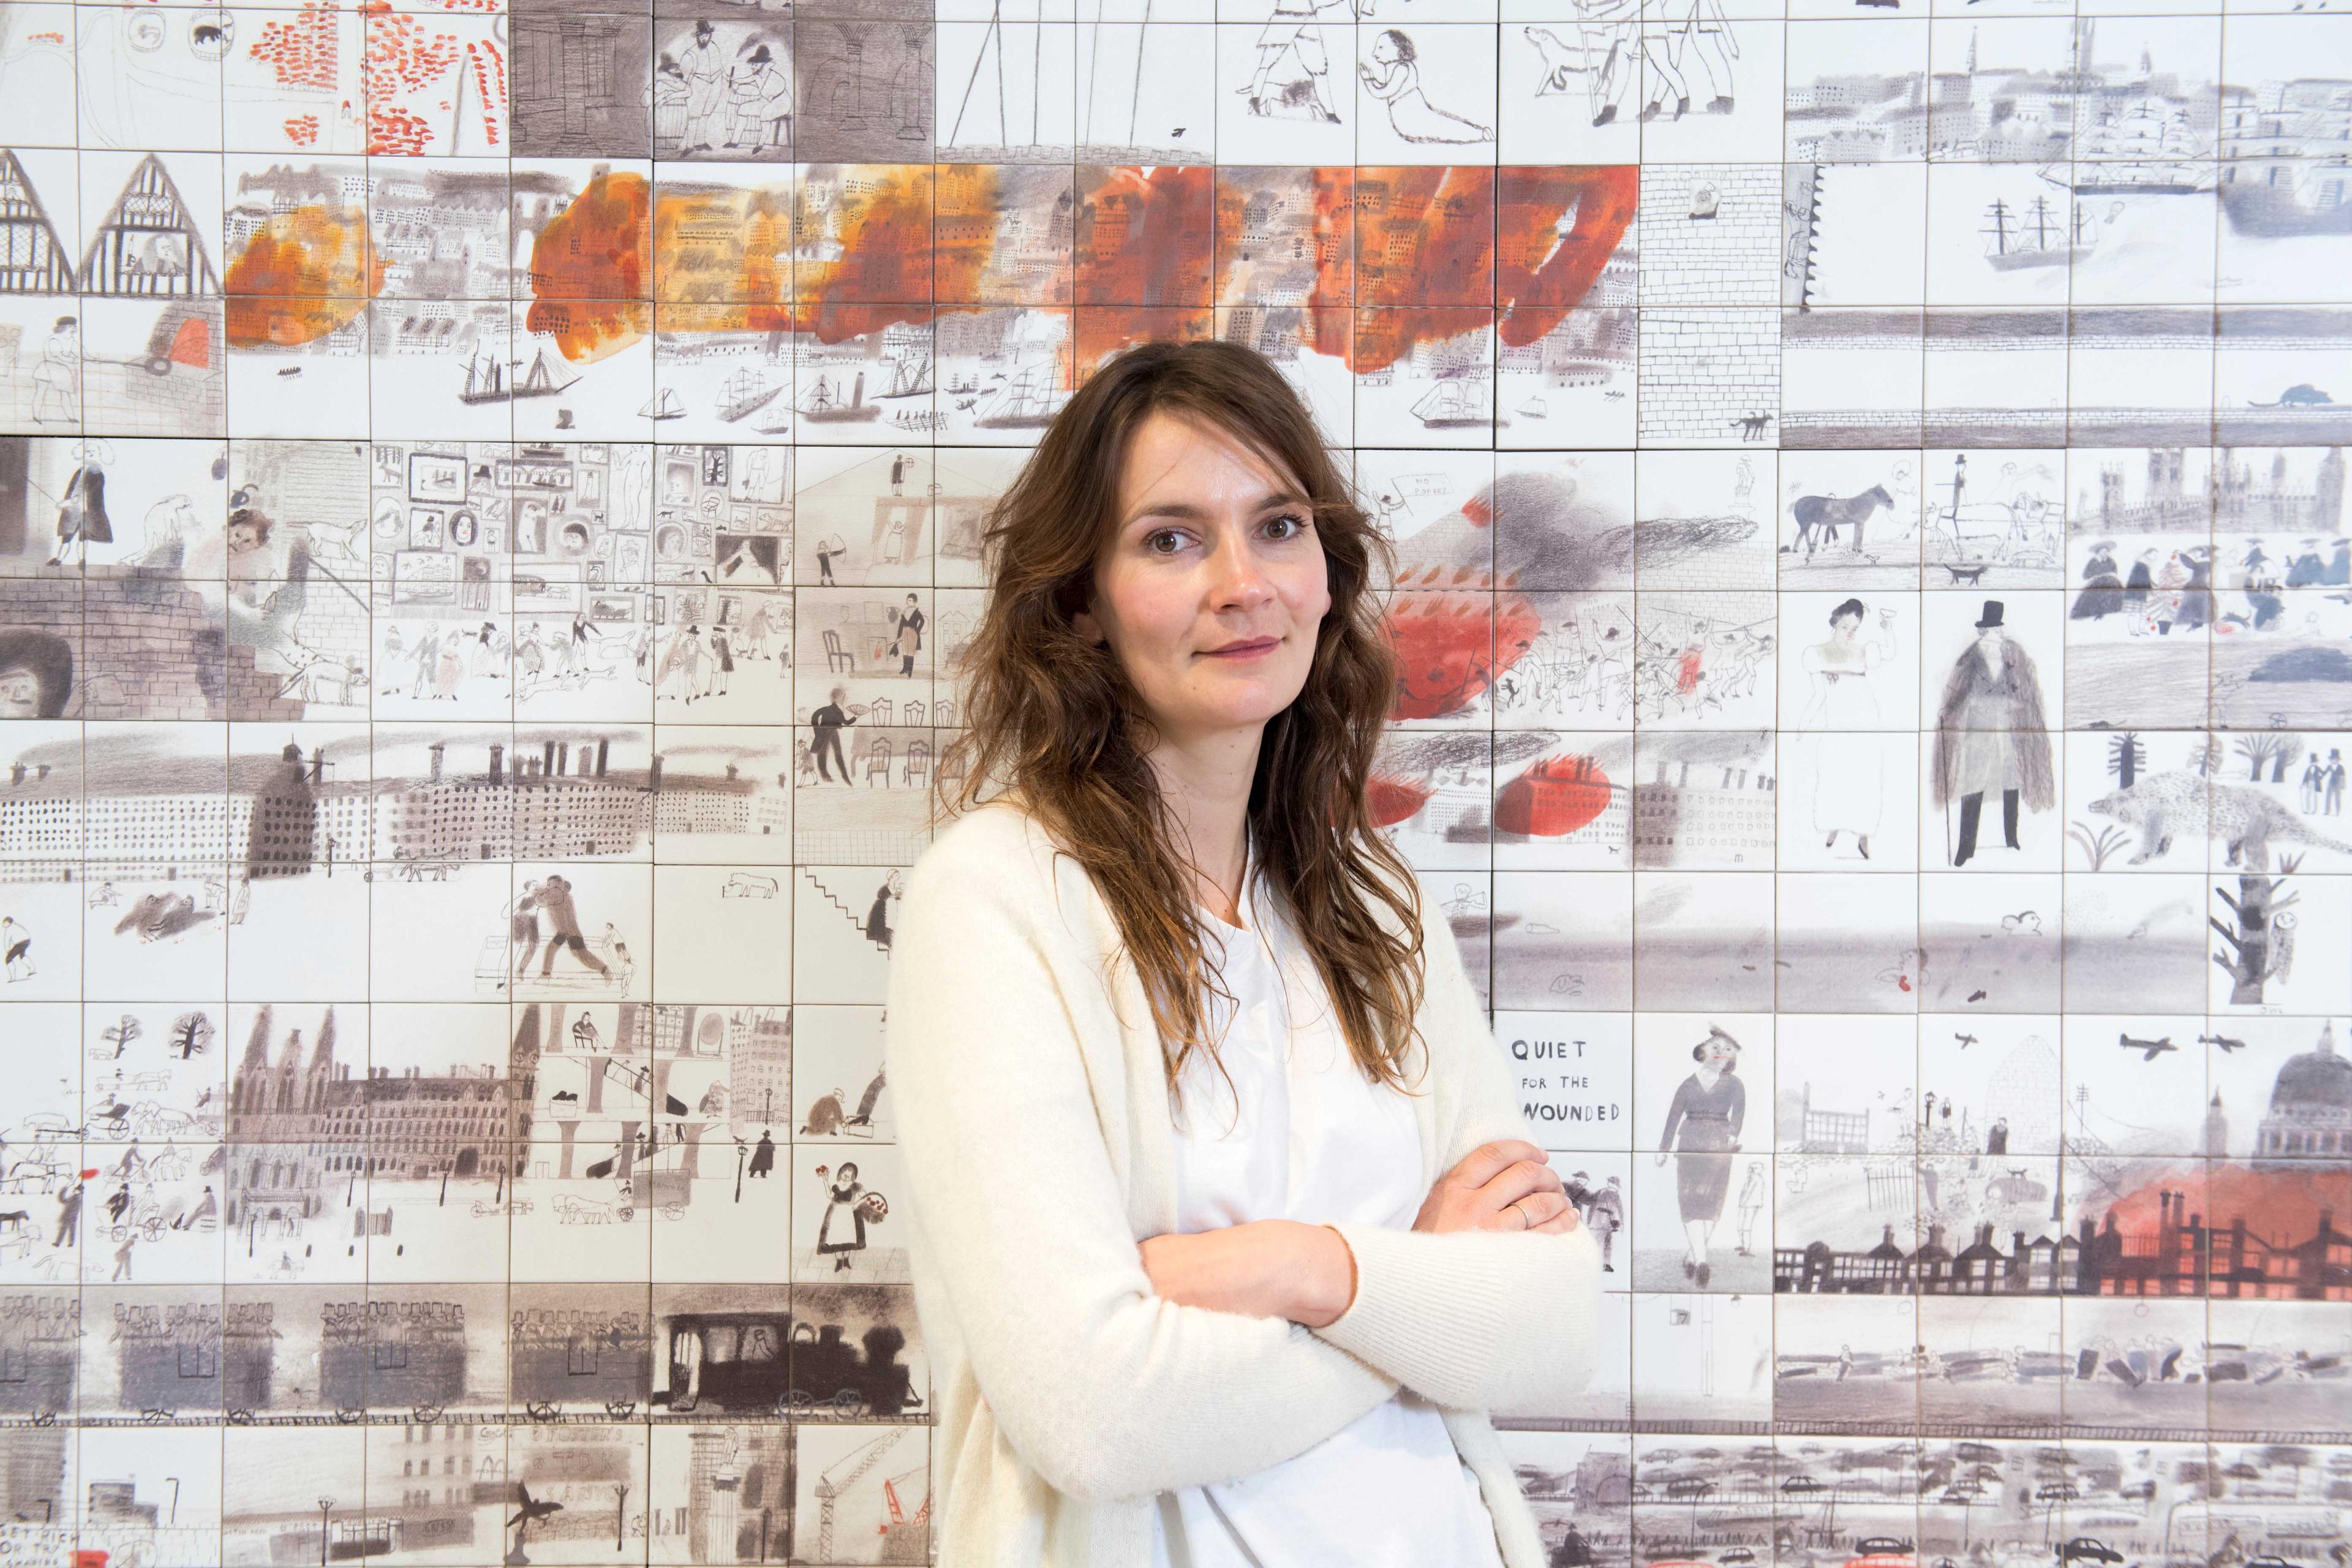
[[814, 1428, 907, 1560], [881, 1461, 931, 1535]]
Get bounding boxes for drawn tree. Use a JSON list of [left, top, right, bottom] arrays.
[[2212, 850, 2301, 1007], [2107, 732, 2146, 791], [2233, 731, 2301, 782], [2191, 734, 2226, 777]]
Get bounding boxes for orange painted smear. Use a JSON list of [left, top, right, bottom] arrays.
[[1497, 165, 1639, 349], [223, 205, 385, 349], [1076, 167, 1213, 307], [796, 165, 943, 343], [1073, 307, 1214, 379], [525, 170, 653, 361]]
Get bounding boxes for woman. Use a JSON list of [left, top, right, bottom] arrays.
[[815, 1161, 870, 1272], [1798, 598, 1895, 859], [1654, 1025, 1745, 1287], [2071, 541, 2122, 620], [1359, 29, 1494, 144], [889, 340, 1601, 1568]]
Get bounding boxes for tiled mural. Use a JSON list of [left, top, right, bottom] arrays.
[[0, 0, 2347, 1564]]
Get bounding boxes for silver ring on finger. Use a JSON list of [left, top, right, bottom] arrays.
[[1509, 1197, 1530, 1229]]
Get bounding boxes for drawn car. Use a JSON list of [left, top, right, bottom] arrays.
[[1845, 1537, 1915, 1568], [2034, 1482, 2081, 1502], [1719, 1550, 1757, 1565], [2054, 1543, 2122, 1566], [1780, 1475, 1826, 1494]]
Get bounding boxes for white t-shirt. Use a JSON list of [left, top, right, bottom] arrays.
[[1148, 843, 1509, 1568]]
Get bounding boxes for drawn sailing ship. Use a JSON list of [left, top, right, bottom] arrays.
[[639, 387, 687, 421], [1409, 377, 1492, 429], [459, 343, 578, 405], [800, 368, 880, 423], [2047, 100, 2214, 195], [876, 345, 932, 400], [971, 362, 1064, 429], [1981, 195, 2095, 272], [716, 367, 783, 423]]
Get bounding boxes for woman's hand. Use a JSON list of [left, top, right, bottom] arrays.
[[1137, 1220, 1355, 1329], [1413, 1139, 1580, 1237]]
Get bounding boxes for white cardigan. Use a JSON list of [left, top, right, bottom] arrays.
[[885, 799, 1605, 1567]]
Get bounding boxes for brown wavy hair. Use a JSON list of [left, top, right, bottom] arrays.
[[930, 339, 1430, 1110]]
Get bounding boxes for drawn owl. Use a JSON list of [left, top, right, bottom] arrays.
[[2266, 911, 2297, 984]]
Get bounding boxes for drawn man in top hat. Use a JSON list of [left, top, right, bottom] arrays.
[[1932, 599, 2052, 867]]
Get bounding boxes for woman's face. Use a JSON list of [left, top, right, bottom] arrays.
[[1832, 612, 1860, 641], [1372, 31, 1397, 62], [1073, 410, 1331, 755], [1700, 1041, 1737, 1072]]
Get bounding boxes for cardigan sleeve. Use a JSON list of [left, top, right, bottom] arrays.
[[1310, 905, 1604, 1417], [886, 842, 1403, 1503]]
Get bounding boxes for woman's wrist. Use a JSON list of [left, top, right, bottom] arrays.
[[1284, 1221, 1357, 1329]]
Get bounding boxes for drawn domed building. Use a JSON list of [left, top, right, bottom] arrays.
[[2252, 1020, 2352, 1168]]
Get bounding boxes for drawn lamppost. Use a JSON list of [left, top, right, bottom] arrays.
[[735, 1138, 749, 1204], [165, 1476, 179, 1526], [318, 1497, 334, 1567]]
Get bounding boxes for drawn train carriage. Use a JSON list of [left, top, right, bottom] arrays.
[[320, 1300, 469, 1421], [510, 1307, 654, 1419], [660, 1309, 923, 1419]]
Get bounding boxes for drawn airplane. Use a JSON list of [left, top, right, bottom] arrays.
[[2198, 1033, 2247, 1054], [2119, 1032, 2177, 1061], [509, 1483, 565, 1534], [1953, 1032, 1980, 1050]]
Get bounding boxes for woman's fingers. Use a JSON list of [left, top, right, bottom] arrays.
[[1479, 1156, 1566, 1211], [1442, 1139, 1551, 1193], [1493, 1190, 1577, 1232]]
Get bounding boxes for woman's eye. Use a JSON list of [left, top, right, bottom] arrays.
[[1265, 513, 1310, 540], [1146, 529, 1186, 555]]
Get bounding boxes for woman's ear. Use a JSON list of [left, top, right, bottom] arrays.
[[1072, 603, 1104, 647]]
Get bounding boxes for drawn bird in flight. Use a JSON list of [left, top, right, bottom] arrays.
[[2198, 1033, 2247, 1054], [2119, 1031, 2177, 1062]]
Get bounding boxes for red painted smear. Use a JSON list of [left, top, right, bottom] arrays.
[[1077, 167, 1214, 307], [1495, 755, 1611, 837], [2102, 1163, 2346, 1251], [1496, 166, 1639, 349], [1676, 645, 1702, 693], [249, 2, 341, 92], [1366, 775, 1433, 829], [284, 115, 321, 146], [1388, 592, 1539, 722], [224, 205, 385, 348], [1460, 494, 1492, 528], [526, 171, 654, 361], [167, 317, 211, 370]]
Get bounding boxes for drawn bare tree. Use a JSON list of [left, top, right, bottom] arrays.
[[2212, 850, 2302, 1007], [2233, 731, 2301, 783], [2106, 732, 2145, 791]]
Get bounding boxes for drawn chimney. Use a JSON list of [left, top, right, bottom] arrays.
[[557, 742, 570, 777], [34, 764, 47, 780], [8, 763, 22, 786], [649, 755, 664, 793], [488, 744, 504, 784], [1678, 762, 1691, 788], [309, 748, 326, 785], [542, 741, 556, 778], [1654, 760, 1668, 785], [725, 763, 738, 781], [429, 743, 444, 783], [595, 739, 609, 778]]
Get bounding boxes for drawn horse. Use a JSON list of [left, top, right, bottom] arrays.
[[1789, 485, 1894, 556]]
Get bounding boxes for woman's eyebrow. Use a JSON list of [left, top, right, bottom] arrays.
[[1121, 491, 1305, 526]]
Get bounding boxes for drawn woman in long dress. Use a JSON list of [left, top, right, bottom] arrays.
[[816, 1161, 868, 1272], [1798, 597, 1896, 859], [1359, 30, 1494, 143], [1654, 1025, 1744, 1287]]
